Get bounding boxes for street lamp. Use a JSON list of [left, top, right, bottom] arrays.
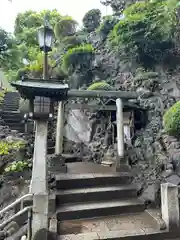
[[37, 23, 54, 80], [37, 25, 54, 53]]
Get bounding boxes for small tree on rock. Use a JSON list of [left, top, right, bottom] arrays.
[[83, 9, 102, 33]]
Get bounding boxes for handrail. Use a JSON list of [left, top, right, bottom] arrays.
[[0, 206, 32, 230], [0, 193, 32, 216]]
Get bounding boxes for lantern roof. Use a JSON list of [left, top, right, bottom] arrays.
[[11, 79, 69, 101]]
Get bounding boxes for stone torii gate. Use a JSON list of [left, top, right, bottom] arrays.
[[55, 89, 139, 171]]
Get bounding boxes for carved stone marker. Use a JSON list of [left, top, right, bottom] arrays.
[[161, 183, 179, 230]]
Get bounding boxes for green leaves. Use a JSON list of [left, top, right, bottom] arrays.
[[163, 101, 180, 138], [0, 140, 24, 156], [54, 17, 77, 39], [5, 160, 32, 173], [109, 0, 178, 66], [62, 44, 94, 73], [0, 28, 22, 71]]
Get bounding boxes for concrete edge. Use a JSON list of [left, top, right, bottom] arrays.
[[145, 209, 166, 230]]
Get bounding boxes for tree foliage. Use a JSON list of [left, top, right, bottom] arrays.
[[83, 9, 102, 33], [0, 28, 22, 71], [109, 0, 178, 66], [14, 9, 62, 46], [5, 10, 69, 80], [100, 0, 142, 13]]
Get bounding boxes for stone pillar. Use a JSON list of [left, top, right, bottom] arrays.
[[116, 98, 125, 171], [161, 183, 179, 230], [30, 120, 49, 239], [55, 101, 64, 155]]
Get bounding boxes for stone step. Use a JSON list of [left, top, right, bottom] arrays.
[[3, 100, 20, 103], [3, 123, 24, 128], [7, 126, 25, 132], [3, 102, 19, 104], [58, 212, 159, 236], [2, 109, 19, 112], [56, 185, 137, 204], [56, 198, 144, 220], [3, 101, 19, 104], [2, 115, 23, 120], [56, 173, 132, 190], [3, 105, 19, 108], [1, 113, 21, 117], [2, 116, 23, 121], [61, 154, 82, 163], [48, 147, 55, 154], [2, 119, 23, 123]]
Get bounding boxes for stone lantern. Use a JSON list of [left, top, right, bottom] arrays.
[[11, 78, 69, 238]]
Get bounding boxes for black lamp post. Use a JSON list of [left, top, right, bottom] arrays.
[[28, 19, 55, 120]]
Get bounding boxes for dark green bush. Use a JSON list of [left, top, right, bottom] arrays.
[[87, 81, 112, 90], [109, 0, 178, 66], [163, 101, 180, 137], [54, 16, 77, 39], [62, 44, 94, 72]]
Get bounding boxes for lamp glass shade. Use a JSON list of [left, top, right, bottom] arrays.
[[37, 26, 54, 52]]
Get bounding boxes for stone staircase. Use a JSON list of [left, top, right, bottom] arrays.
[[55, 171, 143, 222], [0, 92, 25, 133], [3, 162, 180, 239], [1, 111, 24, 132], [47, 162, 180, 239], [2, 92, 20, 111]]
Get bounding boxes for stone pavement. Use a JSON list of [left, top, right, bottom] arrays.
[[59, 212, 169, 239]]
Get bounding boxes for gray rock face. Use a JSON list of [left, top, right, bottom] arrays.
[[53, 28, 180, 206], [90, 41, 180, 205]]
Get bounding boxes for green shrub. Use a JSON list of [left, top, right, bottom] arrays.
[[109, 0, 177, 65], [54, 16, 77, 39], [62, 44, 94, 72], [0, 90, 7, 104], [5, 160, 32, 173], [0, 140, 24, 155], [163, 101, 180, 137], [87, 81, 113, 91]]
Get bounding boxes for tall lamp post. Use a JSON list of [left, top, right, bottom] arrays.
[[30, 21, 54, 238]]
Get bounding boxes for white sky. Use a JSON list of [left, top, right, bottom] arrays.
[[0, 0, 112, 33]]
